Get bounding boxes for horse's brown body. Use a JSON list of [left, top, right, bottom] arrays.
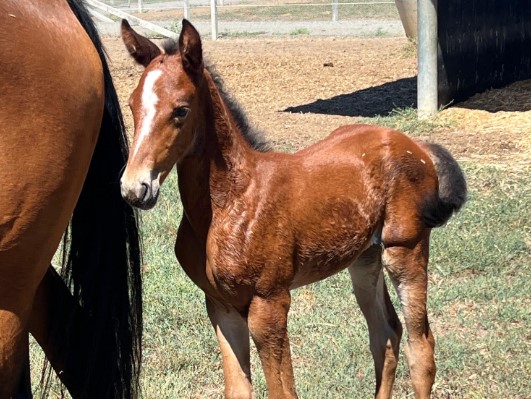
[[179, 125, 435, 295], [121, 20, 466, 399], [0, 2, 102, 396], [0, 1, 142, 397]]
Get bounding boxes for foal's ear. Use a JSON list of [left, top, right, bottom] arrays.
[[178, 19, 203, 79], [121, 19, 162, 67]]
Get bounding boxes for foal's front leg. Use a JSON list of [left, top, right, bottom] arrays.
[[248, 291, 297, 399], [206, 296, 253, 399]]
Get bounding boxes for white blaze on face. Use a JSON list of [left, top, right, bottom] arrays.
[[133, 69, 163, 158]]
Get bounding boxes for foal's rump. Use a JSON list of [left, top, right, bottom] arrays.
[[286, 124, 466, 287], [298, 124, 466, 245]]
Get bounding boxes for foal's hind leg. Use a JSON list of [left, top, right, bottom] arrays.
[[348, 244, 402, 399], [383, 235, 435, 399], [206, 296, 253, 399]]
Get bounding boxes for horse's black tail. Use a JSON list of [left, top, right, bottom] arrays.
[[53, 1, 143, 398], [419, 142, 467, 228]]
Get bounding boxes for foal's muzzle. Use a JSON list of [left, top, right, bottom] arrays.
[[120, 172, 160, 210]]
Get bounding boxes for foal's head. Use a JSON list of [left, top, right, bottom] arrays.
[[120, 19, 204, 209]]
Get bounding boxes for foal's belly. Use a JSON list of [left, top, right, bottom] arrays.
[[290, 258, 355, 289], [287, 193, 382, 289], [289, 224, 380, 290]]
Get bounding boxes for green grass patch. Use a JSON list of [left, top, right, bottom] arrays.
[[290, 27, 311, 36], [359, 107, 452, 135], [374, 27, 388, 36], [219, 30, 269, 38]]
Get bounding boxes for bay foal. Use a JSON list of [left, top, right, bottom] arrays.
[[120, 20, 466, 399]]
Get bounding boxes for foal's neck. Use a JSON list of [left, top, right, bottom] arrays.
[[179, 69, 254, 216]]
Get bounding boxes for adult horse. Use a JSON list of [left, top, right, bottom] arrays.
[[120, 20, 466, 399], [0, 1, 142, 398]]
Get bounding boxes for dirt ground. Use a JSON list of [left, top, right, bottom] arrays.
[[103, 35, 530, 169]]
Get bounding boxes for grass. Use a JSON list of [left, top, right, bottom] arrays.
[[219, 30, 269, 38], [359, 107, 451, 135], [290, 27, 311, 36], [374, 27, 388, 36], [30, 111, 530, 398]]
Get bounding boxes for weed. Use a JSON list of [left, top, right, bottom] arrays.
[[290, 28, 310, 36], [375, 27, 387, 36], [220, 30, 268, 38]]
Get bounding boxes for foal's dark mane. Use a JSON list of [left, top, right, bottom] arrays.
[[162, 38, 271, 153]]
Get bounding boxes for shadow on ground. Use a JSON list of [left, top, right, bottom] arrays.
[[284, 76, 417, 117]]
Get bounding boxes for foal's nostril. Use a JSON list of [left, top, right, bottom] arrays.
[[140, 182, 150, 202]]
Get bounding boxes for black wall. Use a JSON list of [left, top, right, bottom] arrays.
[[437, 0, 531, 106]]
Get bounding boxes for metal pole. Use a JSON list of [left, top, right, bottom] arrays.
[[184, 0, 190, 20], [138, 0, 143, 13], [332, 0, 339, 22], [211, 0, 218, 40], [417, 0, 438, 118]]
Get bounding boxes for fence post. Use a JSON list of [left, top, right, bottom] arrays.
[[332, 0, 339, 22], [211, 0, 218, 40], [137, 0, 143, 13], [184, 0, 190, 20], [417, 0, 438, 118]]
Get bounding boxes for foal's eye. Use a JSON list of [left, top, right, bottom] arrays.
[[172, 107, 190, 121]]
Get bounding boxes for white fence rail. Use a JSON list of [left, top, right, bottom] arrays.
[[98, 1, 398, 21], [90, 0, 400, 40], [86, 0, 176, 36]]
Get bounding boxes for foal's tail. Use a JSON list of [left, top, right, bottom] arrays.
[[418, 142, 467, 228]]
